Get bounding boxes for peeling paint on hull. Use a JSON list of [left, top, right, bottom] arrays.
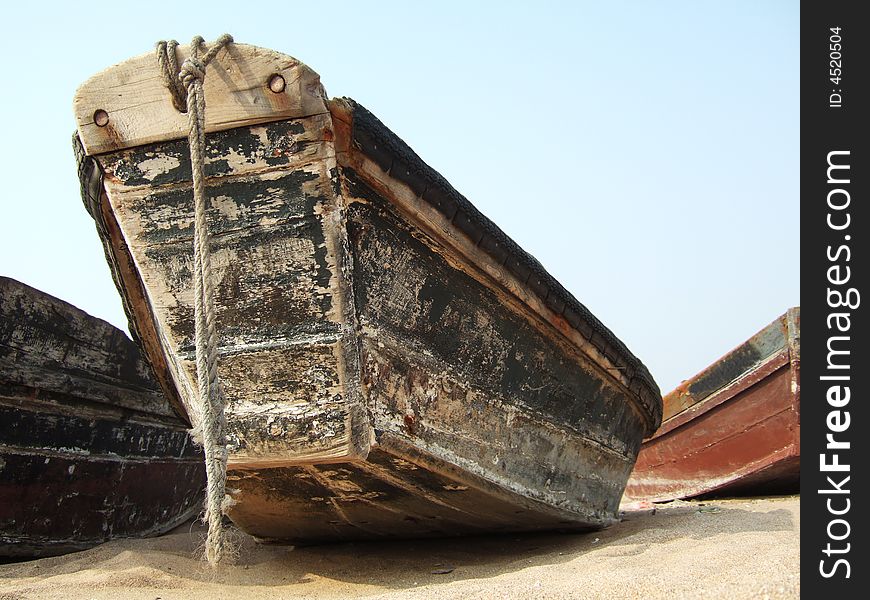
[[73, 45, 661, 543], [624, 308, 800, 503], [0, 277, 205, 558]]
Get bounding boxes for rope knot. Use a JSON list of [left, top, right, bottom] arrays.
[[179, 57, 206, 89]]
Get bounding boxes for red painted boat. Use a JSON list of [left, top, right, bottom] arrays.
[[623, 308, 800, 503]]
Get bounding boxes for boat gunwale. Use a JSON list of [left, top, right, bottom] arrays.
[[333, 97, 662, 433], [649, 348, 795, 440], [657, 308, 800, 426], [71, 44, 663, 435], [624, 307, 801, 502], [73, 133, 191, 424]]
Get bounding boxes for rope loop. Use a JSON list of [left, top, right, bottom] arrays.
[[156, 34, 234, 113], [155, 39, 186, 112]]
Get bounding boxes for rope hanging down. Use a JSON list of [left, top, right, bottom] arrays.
[[156, 34, 233, 565]]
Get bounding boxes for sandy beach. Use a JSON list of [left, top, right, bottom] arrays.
[[0, 495, 799, 599]]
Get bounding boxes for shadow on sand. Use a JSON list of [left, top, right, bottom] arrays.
[[0, 496, 798, 595]]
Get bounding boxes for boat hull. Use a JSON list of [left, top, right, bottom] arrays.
[[73, 43, 662, 542], [623, 309, 800, 503], [229, 437, 608, 544], [0, 277, 205, 558]]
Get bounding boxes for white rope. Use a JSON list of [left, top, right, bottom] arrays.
[[157, 33, 233, 565]]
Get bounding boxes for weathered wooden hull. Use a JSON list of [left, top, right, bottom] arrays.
[[72, 43, 662, 542], [623, 308, 800, 503], [0, 277, 205, 558]]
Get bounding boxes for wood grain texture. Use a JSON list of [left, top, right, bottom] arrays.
[[0, 451, 203, 558], [0, 277, 205, 558], [0, 276, 168, 417], [94, 110, 369, 465], [226, 444, 598, 545], [74, 43, 328, 155], [74, 46, 662, 541], [328, 98, 661, 433], [344, 182, 637, 521]]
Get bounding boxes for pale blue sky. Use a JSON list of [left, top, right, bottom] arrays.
[[0, 1, 798, 392]]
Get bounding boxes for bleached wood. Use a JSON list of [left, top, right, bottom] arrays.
[[92, 109, 371, 465], [74, 43, 328, 155]]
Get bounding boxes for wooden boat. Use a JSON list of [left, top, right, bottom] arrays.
[[0, 277, 205, 558], [623, 308, 800, 503], [72, 41, 662, 543]]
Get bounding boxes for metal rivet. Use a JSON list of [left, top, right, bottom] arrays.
[[94, 109, 109, 127], [268, 74, 286, 93]]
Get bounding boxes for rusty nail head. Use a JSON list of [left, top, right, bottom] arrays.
[[93, 109, 109, 127], [268, 74, 286, 93]]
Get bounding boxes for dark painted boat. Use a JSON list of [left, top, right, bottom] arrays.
[[72, 41, 661, 543], [0, 277, 205, 558], [623, 308, 800, 503]]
